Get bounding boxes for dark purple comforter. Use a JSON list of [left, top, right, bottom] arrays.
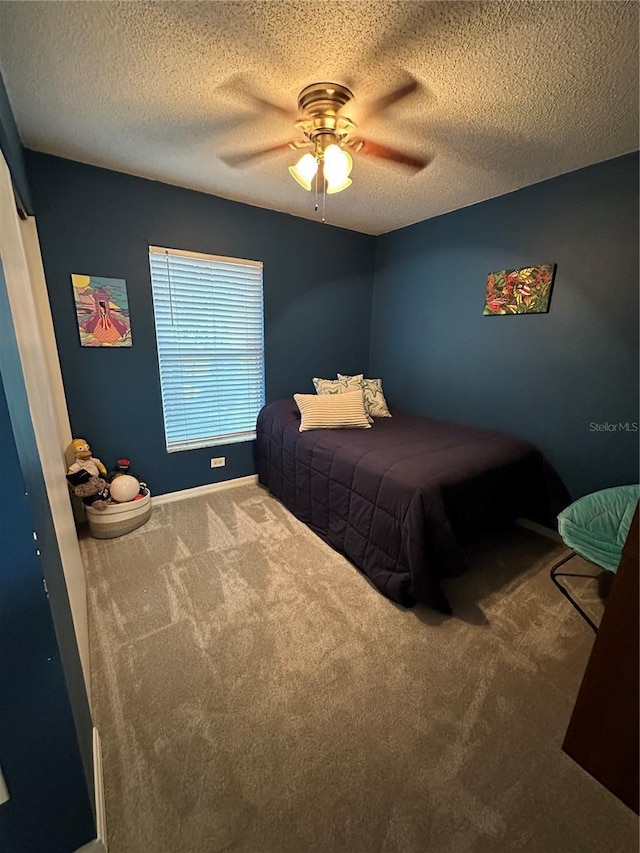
[[256, 399, 568, 612]]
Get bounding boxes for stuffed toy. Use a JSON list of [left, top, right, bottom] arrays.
[[68, 438, 107, 479], [66, 469, 111, 511]]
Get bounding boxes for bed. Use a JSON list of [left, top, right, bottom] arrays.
[[256, 398, 568, 612]]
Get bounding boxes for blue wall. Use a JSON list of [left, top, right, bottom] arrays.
[[27, 150, 639, 499], [370, 153, 639, 498], [27, 152, 375, 496], [0, 372, 94, 853]]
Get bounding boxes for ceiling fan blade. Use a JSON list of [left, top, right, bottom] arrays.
[[350, 138, 428, 171], [220, 141, 302, 168], [358, 77, 419, 122], [248, 94, 298, 120], [216, 74, 298, 121]]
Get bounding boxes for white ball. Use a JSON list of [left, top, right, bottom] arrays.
[[109, 474, 140, 503]]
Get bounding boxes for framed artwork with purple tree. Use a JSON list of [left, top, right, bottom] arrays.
[[72, 274, 132, 346], [484, 264, 556, 315]]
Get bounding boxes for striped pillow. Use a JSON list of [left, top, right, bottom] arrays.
[[313, 373, 373, 423], [294, 390, 371, 432]]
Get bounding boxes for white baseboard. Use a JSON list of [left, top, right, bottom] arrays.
[[516, 517, 562, 543], [153, 474, 259, 507], [93, 727, 108, 851]]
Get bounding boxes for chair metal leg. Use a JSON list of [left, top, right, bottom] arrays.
[[550, 551, 600, 633]]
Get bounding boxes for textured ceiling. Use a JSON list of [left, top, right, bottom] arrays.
[[0, 1, 638, 235]]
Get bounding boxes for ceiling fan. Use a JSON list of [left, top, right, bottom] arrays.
[[221, 79, 428, 214]]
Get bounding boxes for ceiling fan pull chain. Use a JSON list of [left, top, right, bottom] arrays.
[[322, 176, 326, 224], [314, 163, 318, 213], [318, 158, 326, 223]]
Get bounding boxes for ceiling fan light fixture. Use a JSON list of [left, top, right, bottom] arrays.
[[226, 80, 428, 217], [326, 176, 353, 195], [288, 152, 318, 191], [323, 144, 353, 192]]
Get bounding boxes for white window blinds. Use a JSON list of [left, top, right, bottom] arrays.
[[149, 246, 265, 453]]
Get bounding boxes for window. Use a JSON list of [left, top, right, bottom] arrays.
[[149, 246, 265, 452]]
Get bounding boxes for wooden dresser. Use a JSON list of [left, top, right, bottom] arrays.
[[562, 505, 639, 814]]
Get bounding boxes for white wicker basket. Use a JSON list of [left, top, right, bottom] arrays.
[[85, 488, 152, 539]]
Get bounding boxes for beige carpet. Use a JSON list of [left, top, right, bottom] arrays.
[[80, 483, 638, 853]]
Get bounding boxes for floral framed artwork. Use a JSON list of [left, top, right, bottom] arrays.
[[72, 274, 132, 346], [483, 264, 556, 315]]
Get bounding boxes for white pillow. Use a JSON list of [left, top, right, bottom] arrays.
[[337, 374, 392, 418], [294, 390, 371, 432]]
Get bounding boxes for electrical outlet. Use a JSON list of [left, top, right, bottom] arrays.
[[210, 457, 226, 468]]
